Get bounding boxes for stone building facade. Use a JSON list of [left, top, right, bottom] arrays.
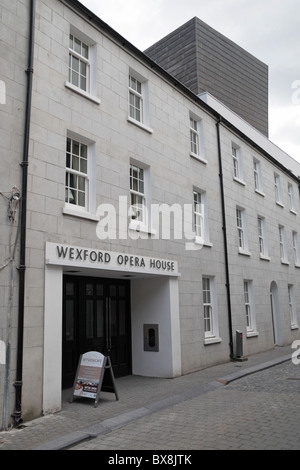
[[0, 0, 299, 428]]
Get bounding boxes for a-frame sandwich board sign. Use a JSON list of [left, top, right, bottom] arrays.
[[70, 351, 118, 407]]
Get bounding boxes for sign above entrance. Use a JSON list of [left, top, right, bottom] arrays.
[[45, 242, 179, 277]]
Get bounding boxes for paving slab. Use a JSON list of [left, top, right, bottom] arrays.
[[0, 345, 293, 450]]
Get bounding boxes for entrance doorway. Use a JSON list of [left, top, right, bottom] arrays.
[[62, 276, 131, 388]]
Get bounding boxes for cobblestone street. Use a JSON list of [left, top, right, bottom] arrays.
[[71, 360, 300, 450]]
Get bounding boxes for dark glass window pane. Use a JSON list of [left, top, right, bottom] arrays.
[[86, 300, 93, 338], [66, 299, 74, 341]]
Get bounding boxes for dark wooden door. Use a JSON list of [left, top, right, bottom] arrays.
[[62, 276, 131, 388]]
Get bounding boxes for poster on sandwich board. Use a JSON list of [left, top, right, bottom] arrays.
[[70, 351, 118, 407]]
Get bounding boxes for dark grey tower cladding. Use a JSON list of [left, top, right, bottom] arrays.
[[144, 17, 269, 136]]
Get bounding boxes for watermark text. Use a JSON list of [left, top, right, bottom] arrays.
[[291, 340, 300, 365], [95, 196, 205, 251], [292, 80, 300, 105]]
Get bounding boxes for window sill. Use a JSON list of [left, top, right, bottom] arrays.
[[185, 238, 212, 251], [260, 254, 271, 261], [281, 259, 290, 265], [246, 331, 259, 338], [295, 263, 300, 269], [63, 207, 99, 221], [233, 177, 246, 186], [276, 201, 284, 208], [195, 237, 212, 247], [238, 248, 251, 257], [65, 81, 101, 105], [255, 189, 265, 197], [290, 209, 298, 215], [129, 221, 156, 236], [204, 336, 222, 345], [291, 324, 299, 330], [190, 152, 207, 164], [127, 116, 153, 134]]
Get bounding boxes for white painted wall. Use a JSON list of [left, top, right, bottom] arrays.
[[131, 277, 181, 378], [43, 265, 63, 414]]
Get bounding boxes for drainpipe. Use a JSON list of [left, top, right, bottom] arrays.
[[12, 0, 35, 426], [216, 117, 234, 360]]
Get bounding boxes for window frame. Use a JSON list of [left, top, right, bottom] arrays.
[[193, 190, 204, 240], [203, 277, 213, 337], [236, 207, 250, 255], [236, 208, 244, 250], [244, 280, 252, 331], [244, 280, 258, 336], [253, 158, 264, 195], [232, 144, 245, 185], [232, 146, 239, 179], [130, 163, 146, 224], [292, 231, 300, 266], [129, 160, 151, 233], [128, 71, 152, 133], [202, 276, 221, 344], [65, 136, 89, 211], [65, 28, 100, 104], [189, 115, 206, 163], [288, 183, 297, 214], [257, 216, 269, 260], [63, 133, 96, 219], [279, 225, 289, 264], [129, 75, 143, 123], [288, 284, 298, 329], [274, 173, 284, 206], [69, 33, 90, 93], [192, 189, 211, 247]]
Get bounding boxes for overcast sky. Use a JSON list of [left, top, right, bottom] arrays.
[[80, 0, 300, 163]]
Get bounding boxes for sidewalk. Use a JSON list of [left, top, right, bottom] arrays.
[[0, 345, 293, 450]]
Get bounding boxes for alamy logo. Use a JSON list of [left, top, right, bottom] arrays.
[[291, 340, 300, 365], [0, 80, 6, 104], [0, 340, 6, 365], [95, 196, 205, 251], [292, 80, 300, 105]]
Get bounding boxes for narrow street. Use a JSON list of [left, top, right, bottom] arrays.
[[71, 360, 300, 451]]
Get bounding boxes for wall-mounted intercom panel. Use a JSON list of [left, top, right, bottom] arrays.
[[143, 324, 159, 352]]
